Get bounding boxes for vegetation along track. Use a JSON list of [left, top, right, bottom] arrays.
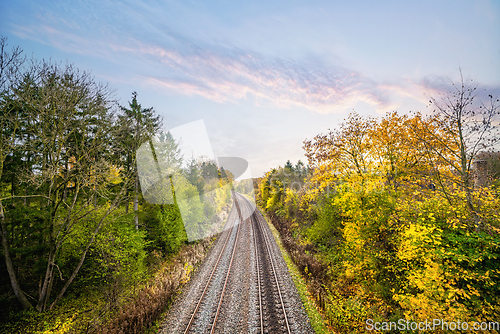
[[160, 192, 313, 334]]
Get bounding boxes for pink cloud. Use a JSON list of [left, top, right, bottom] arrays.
[[128, 40, 397, 113], [11, 21, 452, 114]]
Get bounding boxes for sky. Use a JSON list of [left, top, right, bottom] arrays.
[[1, 0, 499, 177]]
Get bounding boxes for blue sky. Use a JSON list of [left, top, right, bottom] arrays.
[[1, 0, 499, 176]]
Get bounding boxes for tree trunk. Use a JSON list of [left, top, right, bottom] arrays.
[[36, 253, 54, 311], [43, 270, 54, 311], [0, 202, 33, 310], [49, 245, 89, 310], [134, 176, 139, 230], [63, 159, 68, 201]]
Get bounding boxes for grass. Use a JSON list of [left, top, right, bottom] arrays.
[[257, 207, 334, 334]]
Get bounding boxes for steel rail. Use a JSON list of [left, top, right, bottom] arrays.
[[246, 195, 291, 334], [209, 194, 244, 334], [182, 202, 240, 334], [182, 192, 290, 334], [249, 194, 264, 334]]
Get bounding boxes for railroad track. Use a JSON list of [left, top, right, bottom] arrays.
[[182, 190, 243, 334], [167, 191, 310, 334], [241, 193, 291, 334]]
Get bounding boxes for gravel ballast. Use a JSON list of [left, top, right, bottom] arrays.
[[159, 193, 314, 334]]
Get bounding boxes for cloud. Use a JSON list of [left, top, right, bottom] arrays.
[[413, 75, 500, 109], [129, 40, 397, 113], [7, 0, 451, 114], [11, 23, 112, 59]]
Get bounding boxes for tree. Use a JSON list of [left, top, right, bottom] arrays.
[[1, 59, 133, 311], [0, 36, 24, 92], [117, 92, 162, 229], [369, 111, 429, 190], [138, 131, 189, 253], [295, 160, 306, 178], [284, 160, 294, 176], [0, 36, 31, 310], [410, 70, 500, 223], [157, 131, 182, 171], [303, 112, 376, 194]]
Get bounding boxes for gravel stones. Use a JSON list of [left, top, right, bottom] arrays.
[[159, 194, 314, 334]]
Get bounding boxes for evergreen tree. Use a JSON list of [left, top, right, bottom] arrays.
[[117, 92, 162, 229]]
